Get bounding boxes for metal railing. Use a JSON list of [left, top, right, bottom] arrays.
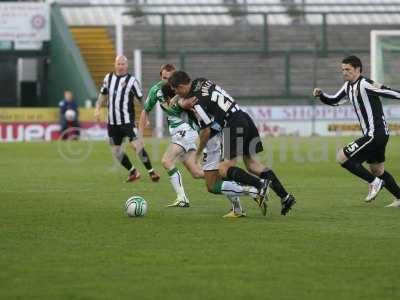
[[119, 11, 400, 57], [119, 11, 391, 99], [58, 4, 400, 100], [58, 1, 400, 9]]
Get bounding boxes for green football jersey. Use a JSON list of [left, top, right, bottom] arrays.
[[144, 81, 195, 129]]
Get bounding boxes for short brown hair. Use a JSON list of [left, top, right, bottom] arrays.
[[169, 71, 191, 88], [342, 55, 362, 72], [160, 64, 176, 76]]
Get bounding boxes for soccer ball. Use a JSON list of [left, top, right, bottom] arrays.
[[125, 196, 148, 217], [65, 109, 76, 121]]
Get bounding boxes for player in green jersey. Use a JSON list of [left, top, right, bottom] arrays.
[[139, 65, 259, 216], [167, 87, 261, 217], [139, 64, 203, 207]]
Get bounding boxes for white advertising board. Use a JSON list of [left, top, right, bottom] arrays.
[[243, 105, 400, 137], [0, 2, 50, 42]]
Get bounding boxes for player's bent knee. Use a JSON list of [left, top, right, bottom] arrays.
[[244, 160, 255, 171], [370, 170, 381, 176], [336, 150, 347, 164], [218, 160, 236, 177], [218, 165, 228, 178], [161, 156, 172, 169], [370, 167, 384, 177]]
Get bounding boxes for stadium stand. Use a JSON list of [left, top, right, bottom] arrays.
[[112, 23, 388, 100], [58, 1, 400, 101], [59, 0, 400, 26]]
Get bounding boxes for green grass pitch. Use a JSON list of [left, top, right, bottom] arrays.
[[1, 137, 400, 299]]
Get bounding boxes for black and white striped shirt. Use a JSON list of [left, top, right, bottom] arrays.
[[319, 76, 400, 137], [188, 78, 238, 128], [100, 72, 143, 125]]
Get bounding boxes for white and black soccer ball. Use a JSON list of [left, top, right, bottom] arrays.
[[65, 109, 76, 121], [125, 196, 148, 217]]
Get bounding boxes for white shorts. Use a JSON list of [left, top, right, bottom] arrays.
[[202, 132, 223, 171], [170, 123, 198, 153]]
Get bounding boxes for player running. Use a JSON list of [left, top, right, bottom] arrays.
[[166, 85, 261, 218], [139, 64, 202, 207], [94, 55, 160, 183], [139, 65, 258, 216], [314, 55, 400, 207], [170, 71, 296, 216]]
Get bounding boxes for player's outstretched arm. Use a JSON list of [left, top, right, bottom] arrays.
[[363, 80, 400, 99], [313, 83, 347, 106]]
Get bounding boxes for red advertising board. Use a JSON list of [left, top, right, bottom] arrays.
[[0, 122, 107, 142]]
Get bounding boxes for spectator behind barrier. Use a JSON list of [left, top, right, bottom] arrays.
[[59, 90, 80, 140]]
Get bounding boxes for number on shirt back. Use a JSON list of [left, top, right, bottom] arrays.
[[211, 85, 234, 112], [346, 142, 359, 153]]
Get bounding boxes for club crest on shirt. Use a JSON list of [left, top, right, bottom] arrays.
[[120, 81, 127, 88]]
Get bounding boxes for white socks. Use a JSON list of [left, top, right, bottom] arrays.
[[221, 181, 246, 196], [168, 168, 188, 203], [226, 196, 243, 213], [221, 181, 258, 198]]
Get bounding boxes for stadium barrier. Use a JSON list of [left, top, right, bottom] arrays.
[[245, 105, 400, 137], [0, 108, 107, 142], [1, 105, 400, 142]]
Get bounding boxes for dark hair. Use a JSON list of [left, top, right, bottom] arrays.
[[169, 71, 191, 88], [161, 83, 175, 100], [159, 64, 175, 76], [342, 55, 362, 72]]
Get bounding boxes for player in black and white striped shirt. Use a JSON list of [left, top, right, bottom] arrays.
[[314, 55, 400, 207], [95, 55, 160, 183], [170, 71, 296, 216]]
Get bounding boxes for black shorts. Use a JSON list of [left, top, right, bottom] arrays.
[[222, 110, 263, 160], [343, 134, 389, 164], [108, 123, 138, 146]]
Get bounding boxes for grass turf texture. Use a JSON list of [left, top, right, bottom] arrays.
[[1, 137, 399, 300]]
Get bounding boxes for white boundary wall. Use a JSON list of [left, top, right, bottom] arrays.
[[244, 105, 400, 137]]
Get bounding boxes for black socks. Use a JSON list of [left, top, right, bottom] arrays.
[[121, 153, 133, 171], [341, 160, 375, 183], [138, 149, 153, 172], [227, 166, 262, 190], [260, 169, 289, 199], [379, 171, 400, 199]]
